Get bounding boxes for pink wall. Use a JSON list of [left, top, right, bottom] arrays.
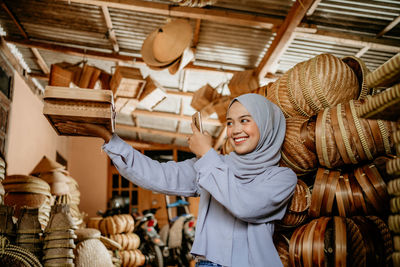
[[6, 71, 68, 175], [6, 71, 109, 219], [67, 137, 108, 218]]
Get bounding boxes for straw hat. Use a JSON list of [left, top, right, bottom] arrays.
[[31, 156, 65, 175], [141, 19, 193, 67]]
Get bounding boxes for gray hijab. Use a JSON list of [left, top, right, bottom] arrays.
[[225, 93, 286, 180]]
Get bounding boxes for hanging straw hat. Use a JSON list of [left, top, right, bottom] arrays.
[[30, 156, 65, 175], [141, 19, 193, 67]]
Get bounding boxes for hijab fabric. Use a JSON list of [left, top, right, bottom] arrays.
[[225, 93, 286, 179]]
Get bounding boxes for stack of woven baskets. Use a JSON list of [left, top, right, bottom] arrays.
[[264, 53, 400, 266], [356, 53, 400, 266], [3, 175, 52, 229], [0, 155, 5, 204], [16, 207, 43, 260], [31, 156, 85, 228], [42, 199, 77, 266], [87, 214, 145, 266]]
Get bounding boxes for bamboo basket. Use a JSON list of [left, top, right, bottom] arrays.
[[75, 238, 113, 267], [138, 76, 167, 111], [190, 84, 219, 111], [43, 86, 115, 136], [315, 100, 397, 169], [366, 53, 400, 88], [110, 66, 146, 99], [228, 69, 259, 97], [266, 53, 364, 118], [280, 116, 317, 176], [273, 233, 290, 267]]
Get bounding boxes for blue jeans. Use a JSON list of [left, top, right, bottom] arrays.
[[195, 260, 223, 267]]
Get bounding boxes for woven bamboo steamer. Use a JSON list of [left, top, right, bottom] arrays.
[[387, 157, 400, 176], [266, 53, 362, 118], [280, 116, 317, 176], [45, 204, 77, 233], [43, 247, 75, 260], [134, 248, 146, 266], [43, 238, 75, 249], [87, 216, 102, 229], [74, 238, 113, 267], [388, 178, 400, 196], [389, 215, 400, 233], [44, 229, 77, 241], [17, 207, 42, 234], [394, 235, 400, 251]]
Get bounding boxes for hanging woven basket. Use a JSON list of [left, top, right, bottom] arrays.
[[266, 53, 366, 118]]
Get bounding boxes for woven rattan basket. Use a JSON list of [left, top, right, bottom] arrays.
[[266, 53, 364, 118], [0, 236, 42, 267], [74, 238, 113, 267], [315, 100, 397, 169], [366, 53, 400, 88], [280, 116, 317, 176]]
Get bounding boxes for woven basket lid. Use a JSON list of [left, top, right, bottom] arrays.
[[30, 156, 65, 175], [75, 239, 113, 267], [99, 236, 121, 250], [74, 228, 101, 242], [4, 175, 50, 186]]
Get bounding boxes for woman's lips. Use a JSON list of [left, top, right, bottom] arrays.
[[234, 137, 248, 144]]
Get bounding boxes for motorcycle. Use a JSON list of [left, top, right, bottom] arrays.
[[133, 208, 165, 267], [160, 196, 196, 267]]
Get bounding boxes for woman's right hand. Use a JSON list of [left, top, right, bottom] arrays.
[[55, 122, 113, 142]]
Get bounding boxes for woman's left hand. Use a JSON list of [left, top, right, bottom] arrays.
[[188, 123, 213, 157]]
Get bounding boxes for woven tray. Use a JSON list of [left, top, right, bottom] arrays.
[[43, 86, 115, 136]]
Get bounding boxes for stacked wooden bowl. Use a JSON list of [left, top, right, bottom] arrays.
[[3, 175, 52, 229]]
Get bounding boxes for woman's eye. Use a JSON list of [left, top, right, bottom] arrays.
[[226, 121, 232, 126], [241, 119, 249, 123]]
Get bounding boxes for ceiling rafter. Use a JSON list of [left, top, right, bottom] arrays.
[[101, 5, 119, 53], [377, 15, 400, 38], [0, 1, 51, 75], [63, 0, 281, 29], [255, 0, 317, 79]]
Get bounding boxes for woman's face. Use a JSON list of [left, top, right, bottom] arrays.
[[226, 101, 260, 155]]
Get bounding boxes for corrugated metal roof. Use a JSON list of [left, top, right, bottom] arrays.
[[0, 0, 399, 146]]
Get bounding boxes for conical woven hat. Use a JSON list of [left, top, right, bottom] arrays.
[[141, 19, 193, 66], [31, 156, 65, 175]]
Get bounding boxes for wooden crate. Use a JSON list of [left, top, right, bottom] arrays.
[[110, 66, 146, 98], [49, 64, 74, 87], [190, 84, 220, 111], [43, 86, 115, 136], [115, 97, 139, 114], [138, 76, 167, 111], [228, 69, 259, 97]]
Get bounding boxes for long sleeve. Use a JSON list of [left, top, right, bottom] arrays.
[[194, 149, 297, 224], [102, 134, 199, 196]]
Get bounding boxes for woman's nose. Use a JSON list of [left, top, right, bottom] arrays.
[[232, 123, 242, 134]]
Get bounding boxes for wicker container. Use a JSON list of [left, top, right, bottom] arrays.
[[266, 53, 364, 118], [75, 238, 113, 267], [138, 76, 167, 111], [49, 64, 74, 87], [273, 233, 289, 267], [190, 84, 219, 111], [278, 179, 310, 228], [280, 116, 317, 176], [110, 66, 146, 98], [315, 100, 397, 169], [115, 97, 139, 114], [228, 69, 259, 97], [0, 236, 42, 267], [366, 53, 400, 88], [0, 205, 15, 238], [43, 86, 115, 136]]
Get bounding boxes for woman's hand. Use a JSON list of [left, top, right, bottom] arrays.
[[188, 123, 213, 157], [55, 122, 112, 142]]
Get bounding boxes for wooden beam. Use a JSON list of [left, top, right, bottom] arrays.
[[4, 37, 134, 62], [306, 0, 322, 16], [0, 1, 28, 39], [295, 31, 400, 53], [117, 123, 191, 139], [28, 72, 49, 80], [133, 109, 221, 126], [101, 5, 120, 52], [192, 19, 201, 49], [64, 0, 281, 29], [255, 0, 316, 78], [31, 48, 50, 74], [355, 46, 370, 58], [377, 15, 400, 38], [4, 37, 237, 74]]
